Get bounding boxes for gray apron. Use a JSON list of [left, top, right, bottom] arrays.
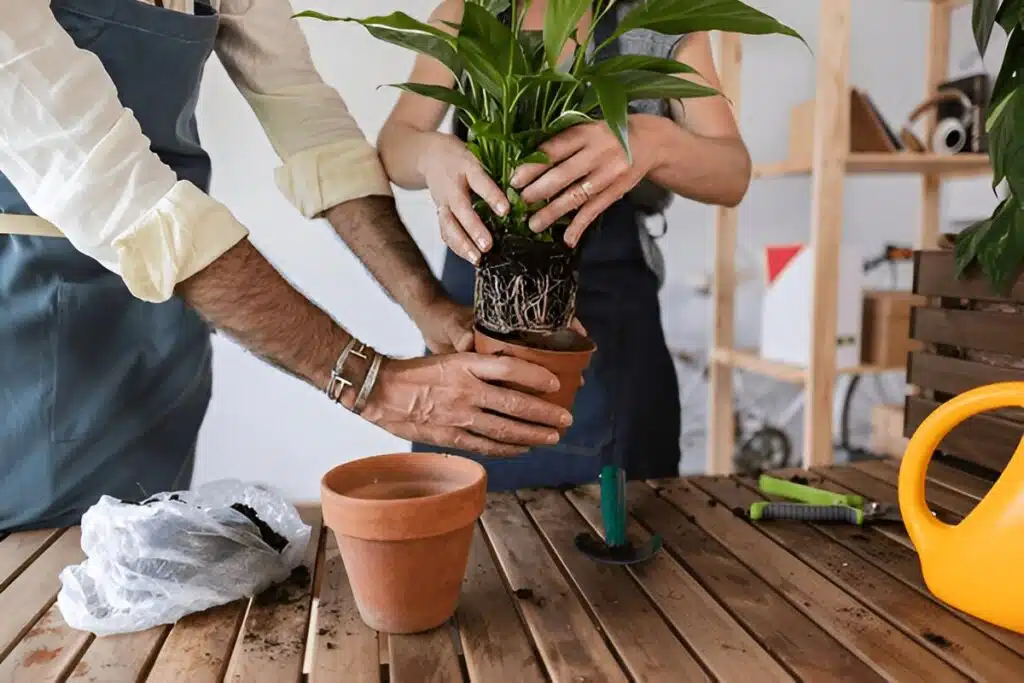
[[0, 0, 219, 532]]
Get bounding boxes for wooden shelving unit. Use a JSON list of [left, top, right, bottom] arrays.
[[708, 0, 991, 473]]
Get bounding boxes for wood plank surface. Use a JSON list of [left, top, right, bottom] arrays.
[[626, 482, 879, 681], [904, 395, 1019, 475], [69, 625, 167, 683], [651, 479, 970, 681], [916, 459, 994, 500], [456, 524, 544, 683], [0, 529, 65, 592], [0, 526, 83, 662], [480, 493, 628, 683], [389, 624, 462, 683], [908, 351, 1024, 397], [225, 510, 324, 683], [911, 307, 1024, 355], [309, 529, 379, 683], [0, 602, 91, 683], [696, 476, 1024, 681], [805, 468, 1024, 657], [913, 250, 1024, 301], [565, 486, 796, 683], [853, 459, 980, 517], [144, 600, 247, 683], [519, 489, 711, 683]]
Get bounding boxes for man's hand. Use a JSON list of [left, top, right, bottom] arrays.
[[418, 297, 474, 354], [510, 115, 668, 247], [361, 353, 574, 457]]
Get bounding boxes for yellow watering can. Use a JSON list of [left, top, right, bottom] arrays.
[[899, 382, 1024, 634]]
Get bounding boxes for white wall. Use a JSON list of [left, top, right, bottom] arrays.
[[192, 0, 1007, 499]]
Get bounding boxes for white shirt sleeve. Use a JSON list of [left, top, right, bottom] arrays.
[[216, 0, 393, 218], [0, 0, 249, 303]]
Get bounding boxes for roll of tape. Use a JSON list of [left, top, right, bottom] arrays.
[[932, 117, 967, 155]]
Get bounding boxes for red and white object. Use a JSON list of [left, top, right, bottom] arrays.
[[759, 243, 864, 369]]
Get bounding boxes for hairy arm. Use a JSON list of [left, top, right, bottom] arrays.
[[644, 32, 752, 207]]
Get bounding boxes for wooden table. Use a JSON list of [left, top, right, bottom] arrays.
[[2, 459, 1023, 682]]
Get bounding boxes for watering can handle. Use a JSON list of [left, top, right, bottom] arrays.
[[899, 382, 1024, 554]]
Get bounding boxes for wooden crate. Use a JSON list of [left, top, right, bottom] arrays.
[[871, 403, 910, 458], [861, 290, 926, 368], [906, 250, 1024, 474]]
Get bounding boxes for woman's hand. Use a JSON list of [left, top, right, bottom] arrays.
[[420, 132, 510, 265], [511, 114, 668, 247], [360, 353, 574, 457]]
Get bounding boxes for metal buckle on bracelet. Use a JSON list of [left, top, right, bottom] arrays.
[[325, 338, 368, 404]]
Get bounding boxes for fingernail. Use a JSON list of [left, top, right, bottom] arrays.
[[529, 218, 543, 232], [496, 203, 507, 216], [471, 252, 480, 265], [548, 378, 559, 391], [510, 172, 522, 188], [477, 236, 490, 249], [547, 431, 560, 444], [560, 412, 573, 427]]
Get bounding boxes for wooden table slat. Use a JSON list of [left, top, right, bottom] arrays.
[[519, 489, 712, 683], [651, 478, 970, 681], [143, 600, 247, 683], [456, 524, 545, 683], [0, 602, 91, 682], [69, 625, 168, 683], [565, 486, 797, 683], [389, 624, 463, 683], [0, 529, 65, 593], [852, 460, 979, 517], [809, 467, 1024, 657], [695, 475, 1024, 681], [877, 457, 994, 501], [309, 527, 380, 683], [625, 482, 881, 681], [224, 508, 324, 683], [816, 465, 971, 521], [0, 526, 84, 663], [480, 493, 629, 683]]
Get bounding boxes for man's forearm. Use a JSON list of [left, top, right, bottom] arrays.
[[175, 238, 350, 393], [323, 195, 446, 325]]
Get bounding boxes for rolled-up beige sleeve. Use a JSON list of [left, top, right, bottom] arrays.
[[0, 0, 249, 303], [216, 0, 393, 218]]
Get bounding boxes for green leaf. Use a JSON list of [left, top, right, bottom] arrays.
[[519, 70, 578, 85], [954, 218, 991, 277], [547, 110, 595, 135], [518, 150, 552, 165], [458, 2, 523, 97], [468, 0, 511, 15], [591, 75, 631, 162], [587, 54, 697, 76], [387, 83, 475, 113], [990, 26, 1023, 112], [581, 70, 720, 110], [293, 11, 461, 75], [457, 35, 508, 98], [975, 197, 1024, 292], [997, 0, 1023, 32], [973, 0, 1003, 55], [519, 30, 547, 69], [613, 0, 805, 47], [544, 0, 592, 68], [986, 85, 1024, 199]]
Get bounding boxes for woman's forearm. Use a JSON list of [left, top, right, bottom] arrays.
[[377, 123, 443, 190], [640, 114, 752, 208]]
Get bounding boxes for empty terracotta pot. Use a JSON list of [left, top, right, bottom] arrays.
[[320, 453, 486, 634], [474, 325, 597, 415]]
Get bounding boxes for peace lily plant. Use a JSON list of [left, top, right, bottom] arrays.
[[297, 0, 803, 334], [953, 0, 1023, 291]]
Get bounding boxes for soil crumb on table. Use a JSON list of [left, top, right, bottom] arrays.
[[788, 475, 810, 485], [514, 588, 534, 600], [731, 506, 747, 518], [231, 503, 289, 552], [922, 631, 953, 649], [255, 564, 311, 605], [706, 499, 718, 508]]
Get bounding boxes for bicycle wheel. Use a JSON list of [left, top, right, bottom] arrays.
[[837, 372, 903, 460], [734, 426, 793, 474]]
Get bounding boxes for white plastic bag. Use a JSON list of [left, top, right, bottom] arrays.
[[57, 479, 311, 636]]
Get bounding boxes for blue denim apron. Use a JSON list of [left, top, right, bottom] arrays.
[[414, 199, 682, 490], [0, 0, 218, 532]]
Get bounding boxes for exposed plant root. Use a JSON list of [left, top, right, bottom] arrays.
[[474, 235, 579, 334]]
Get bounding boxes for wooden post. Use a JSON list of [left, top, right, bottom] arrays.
[[803, 0, 852, 468], [708, 31, 743, 475], [919, 0, 953, 248]]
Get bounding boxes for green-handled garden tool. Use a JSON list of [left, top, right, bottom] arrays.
[[574, 465, 662, 564], [748, 474, 902, 525]]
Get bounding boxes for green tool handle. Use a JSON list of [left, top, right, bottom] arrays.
[[600, 465, 627, 547], [758, 475, 863, 508], [749, 501, 864, 524]]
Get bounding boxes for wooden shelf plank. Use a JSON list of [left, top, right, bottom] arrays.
[[753, 153, 991, 179], [711, 348, 898, 383]]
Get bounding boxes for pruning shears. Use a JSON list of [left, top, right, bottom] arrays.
[[748, 475, 902, 525]]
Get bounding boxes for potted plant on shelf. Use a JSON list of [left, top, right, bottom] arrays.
[[951, 0, 1022, 290], [296, 0, 802, 373]]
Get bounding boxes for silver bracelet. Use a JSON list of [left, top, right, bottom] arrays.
[[352, 350, 384, 415], [325, 338, 368, 403]]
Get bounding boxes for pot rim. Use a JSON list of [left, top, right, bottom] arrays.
[[320, 453, 487, 542], [474, 324, 596, 355]]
